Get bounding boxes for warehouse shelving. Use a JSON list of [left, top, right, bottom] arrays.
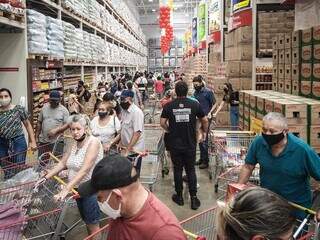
[[0, 14, 25, 29], [34, 0, 146, 57]]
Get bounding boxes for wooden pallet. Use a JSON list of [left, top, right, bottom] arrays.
[[0, 10, 25, 23]]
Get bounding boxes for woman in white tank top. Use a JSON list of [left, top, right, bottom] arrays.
[[39, 114, 103, 236]]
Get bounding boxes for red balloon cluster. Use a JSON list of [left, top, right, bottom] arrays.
[[159, 6, 174, 54]]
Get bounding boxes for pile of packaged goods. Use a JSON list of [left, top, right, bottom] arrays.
[[63, 22, 77, 59], [46, 17, 64, 59], [27, 10, 49, 55], [75, 29, 86, 60], [59, 0, 146, 53], [83, 31, 92, 61], [0, 0, 25, 15]]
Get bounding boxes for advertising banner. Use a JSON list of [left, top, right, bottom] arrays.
[[197, 2, 207, 44], [232, 0, 251, 13], [192, 17, 198, 48], [208, 0, 221, 34]]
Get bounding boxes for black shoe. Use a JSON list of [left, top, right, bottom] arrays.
[[182, 175, 188, 183], [172, 194, 184, 206], [195, 159, 203, 165], [190, 196, 201, 210], [199, 163, 209, 169]]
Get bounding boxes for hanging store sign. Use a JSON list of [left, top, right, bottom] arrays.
[[228, 8, 252, 31], [208, 0, 221, 34], [232, 0, 251, 13], [197, 2, 207, 45], [192, 17, 198, 48]]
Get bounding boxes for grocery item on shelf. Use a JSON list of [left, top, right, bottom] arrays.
[[46, 17, 64, 59], [62, 21, 77, 59], [27, 9, 49, 55]]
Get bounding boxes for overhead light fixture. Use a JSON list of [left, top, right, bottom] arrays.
[[185, 13, 189, 17], [152, 9, 156, 12], [148, 0, 153, 2]]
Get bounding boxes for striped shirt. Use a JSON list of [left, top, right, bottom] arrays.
[[0, 105, 28, 139]]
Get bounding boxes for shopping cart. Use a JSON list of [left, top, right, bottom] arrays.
[[207, 130, 256, 192], [140, 124, 167, 191], [0, 176, 77, 240], [84, 207, 218, 240], [144, 99, 160, 124]]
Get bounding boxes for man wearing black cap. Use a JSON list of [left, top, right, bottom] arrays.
[[118, 90, 144, 159], [78, 154, 187, 240], [36, 90, 69, 155]]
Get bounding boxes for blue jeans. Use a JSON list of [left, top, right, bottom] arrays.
[[76, 194, 100, 225], [230, 106, 239, 130], [199, 139, 209, 164], [0, 135, 28, 178]]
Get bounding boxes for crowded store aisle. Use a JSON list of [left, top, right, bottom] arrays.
[[66, 167, 216, 239]]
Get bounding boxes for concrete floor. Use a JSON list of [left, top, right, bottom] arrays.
[[65, 164, 218, 239]]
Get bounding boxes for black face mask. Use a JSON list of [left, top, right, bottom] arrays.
[[98, 111, 108, 118], [50, 101, 59, 108], [262, 132, 285, 146], [75, 133, 87, 142], [194, 85, 202, 92], [120, 101, 131, 110]]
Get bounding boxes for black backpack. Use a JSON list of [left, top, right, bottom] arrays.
[[83, 89, 92, 102]]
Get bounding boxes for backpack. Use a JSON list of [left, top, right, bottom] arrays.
[[83, 89, 92, 102]]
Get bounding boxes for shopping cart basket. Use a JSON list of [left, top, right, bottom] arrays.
[[0, 176, 77, 240], [144, 99, 160, 124], [84, 207, 218, 240], [208, 130, 255, 192], [140, 125, 167, 191]]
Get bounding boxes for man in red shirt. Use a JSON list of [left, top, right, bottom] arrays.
[[154, 76, 165, 99], [79, 154, 187, 240]]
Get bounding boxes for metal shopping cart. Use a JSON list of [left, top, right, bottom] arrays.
[[141, 124, 167, 191], [144, 99, 160, 124], [84, 207, 218, 240], [0, 176, 77, 240], [207, 130, 256, 192]]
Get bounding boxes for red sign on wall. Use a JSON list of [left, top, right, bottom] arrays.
[[228, 9, 252, 31]]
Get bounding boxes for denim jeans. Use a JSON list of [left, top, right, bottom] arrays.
[[0, 135, 28, 178], [199, 140, 209, 164], [230, 106, 239, 130]]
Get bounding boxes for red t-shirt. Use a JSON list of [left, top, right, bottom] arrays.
[[154, 80, 165, 93], [107, 192, 187, 240]]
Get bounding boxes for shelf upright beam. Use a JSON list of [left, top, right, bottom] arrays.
[[57, 0, 62, 20], [252, 0, 257, 90]]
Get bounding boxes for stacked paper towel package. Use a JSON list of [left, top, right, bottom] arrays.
[[27, 9, 147, 66], [60, 0, 147, 56]]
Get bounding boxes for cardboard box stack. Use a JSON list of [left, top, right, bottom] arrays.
[[225, 26, 253, 92], [207, 44, 229, 125], [239, 90, 320, 152], [258, 10, 294, 57], [272, 25, 320, 100]]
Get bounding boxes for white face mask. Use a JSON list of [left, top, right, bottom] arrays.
[[0, 98, 11, 107], [98, 191, 121, 219]]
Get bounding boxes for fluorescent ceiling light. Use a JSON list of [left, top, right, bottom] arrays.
[[148, 0, 153, 2], [152, 9, 156, 12]]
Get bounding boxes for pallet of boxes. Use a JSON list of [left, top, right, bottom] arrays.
[[225, 26, 253, 93], [207, 46, 229, 126], [239, 90, 320, 153]]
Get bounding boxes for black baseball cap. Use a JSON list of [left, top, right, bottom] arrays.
[[78, 153, 139, 197]]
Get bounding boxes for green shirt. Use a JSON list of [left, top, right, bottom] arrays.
[[246, 133, 320, 211]]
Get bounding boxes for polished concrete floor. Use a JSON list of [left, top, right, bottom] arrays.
[[65, 162, 218, 239]]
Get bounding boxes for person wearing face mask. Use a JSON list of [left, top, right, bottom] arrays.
[[213, 82, 239, 130], [118, 90, 144, 161], [0, 88, 37, 169], [78, 153, 187, 240], [36, 114, 103, 236], [192, 75, 216, 169], [238, 112, 320, 220], [36, 90, 69, 155], [90, 101, 121, 153]]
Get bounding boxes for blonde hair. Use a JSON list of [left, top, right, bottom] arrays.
[[216, 187, 294, 240], [68, 114, 91, 135]]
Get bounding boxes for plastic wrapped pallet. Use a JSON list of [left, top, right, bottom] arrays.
[[27, 9, 49, 55], [75, 28, 85, 60], [63, 21, 77, 59], [83, 31, 92, 61], [46, 17, 64, 59], [61, 0, 74, 9]]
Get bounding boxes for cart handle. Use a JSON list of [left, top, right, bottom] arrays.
[[289, 202, 316, 215], [48, 153, 79, 197], [183, 229, 206, 240]]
